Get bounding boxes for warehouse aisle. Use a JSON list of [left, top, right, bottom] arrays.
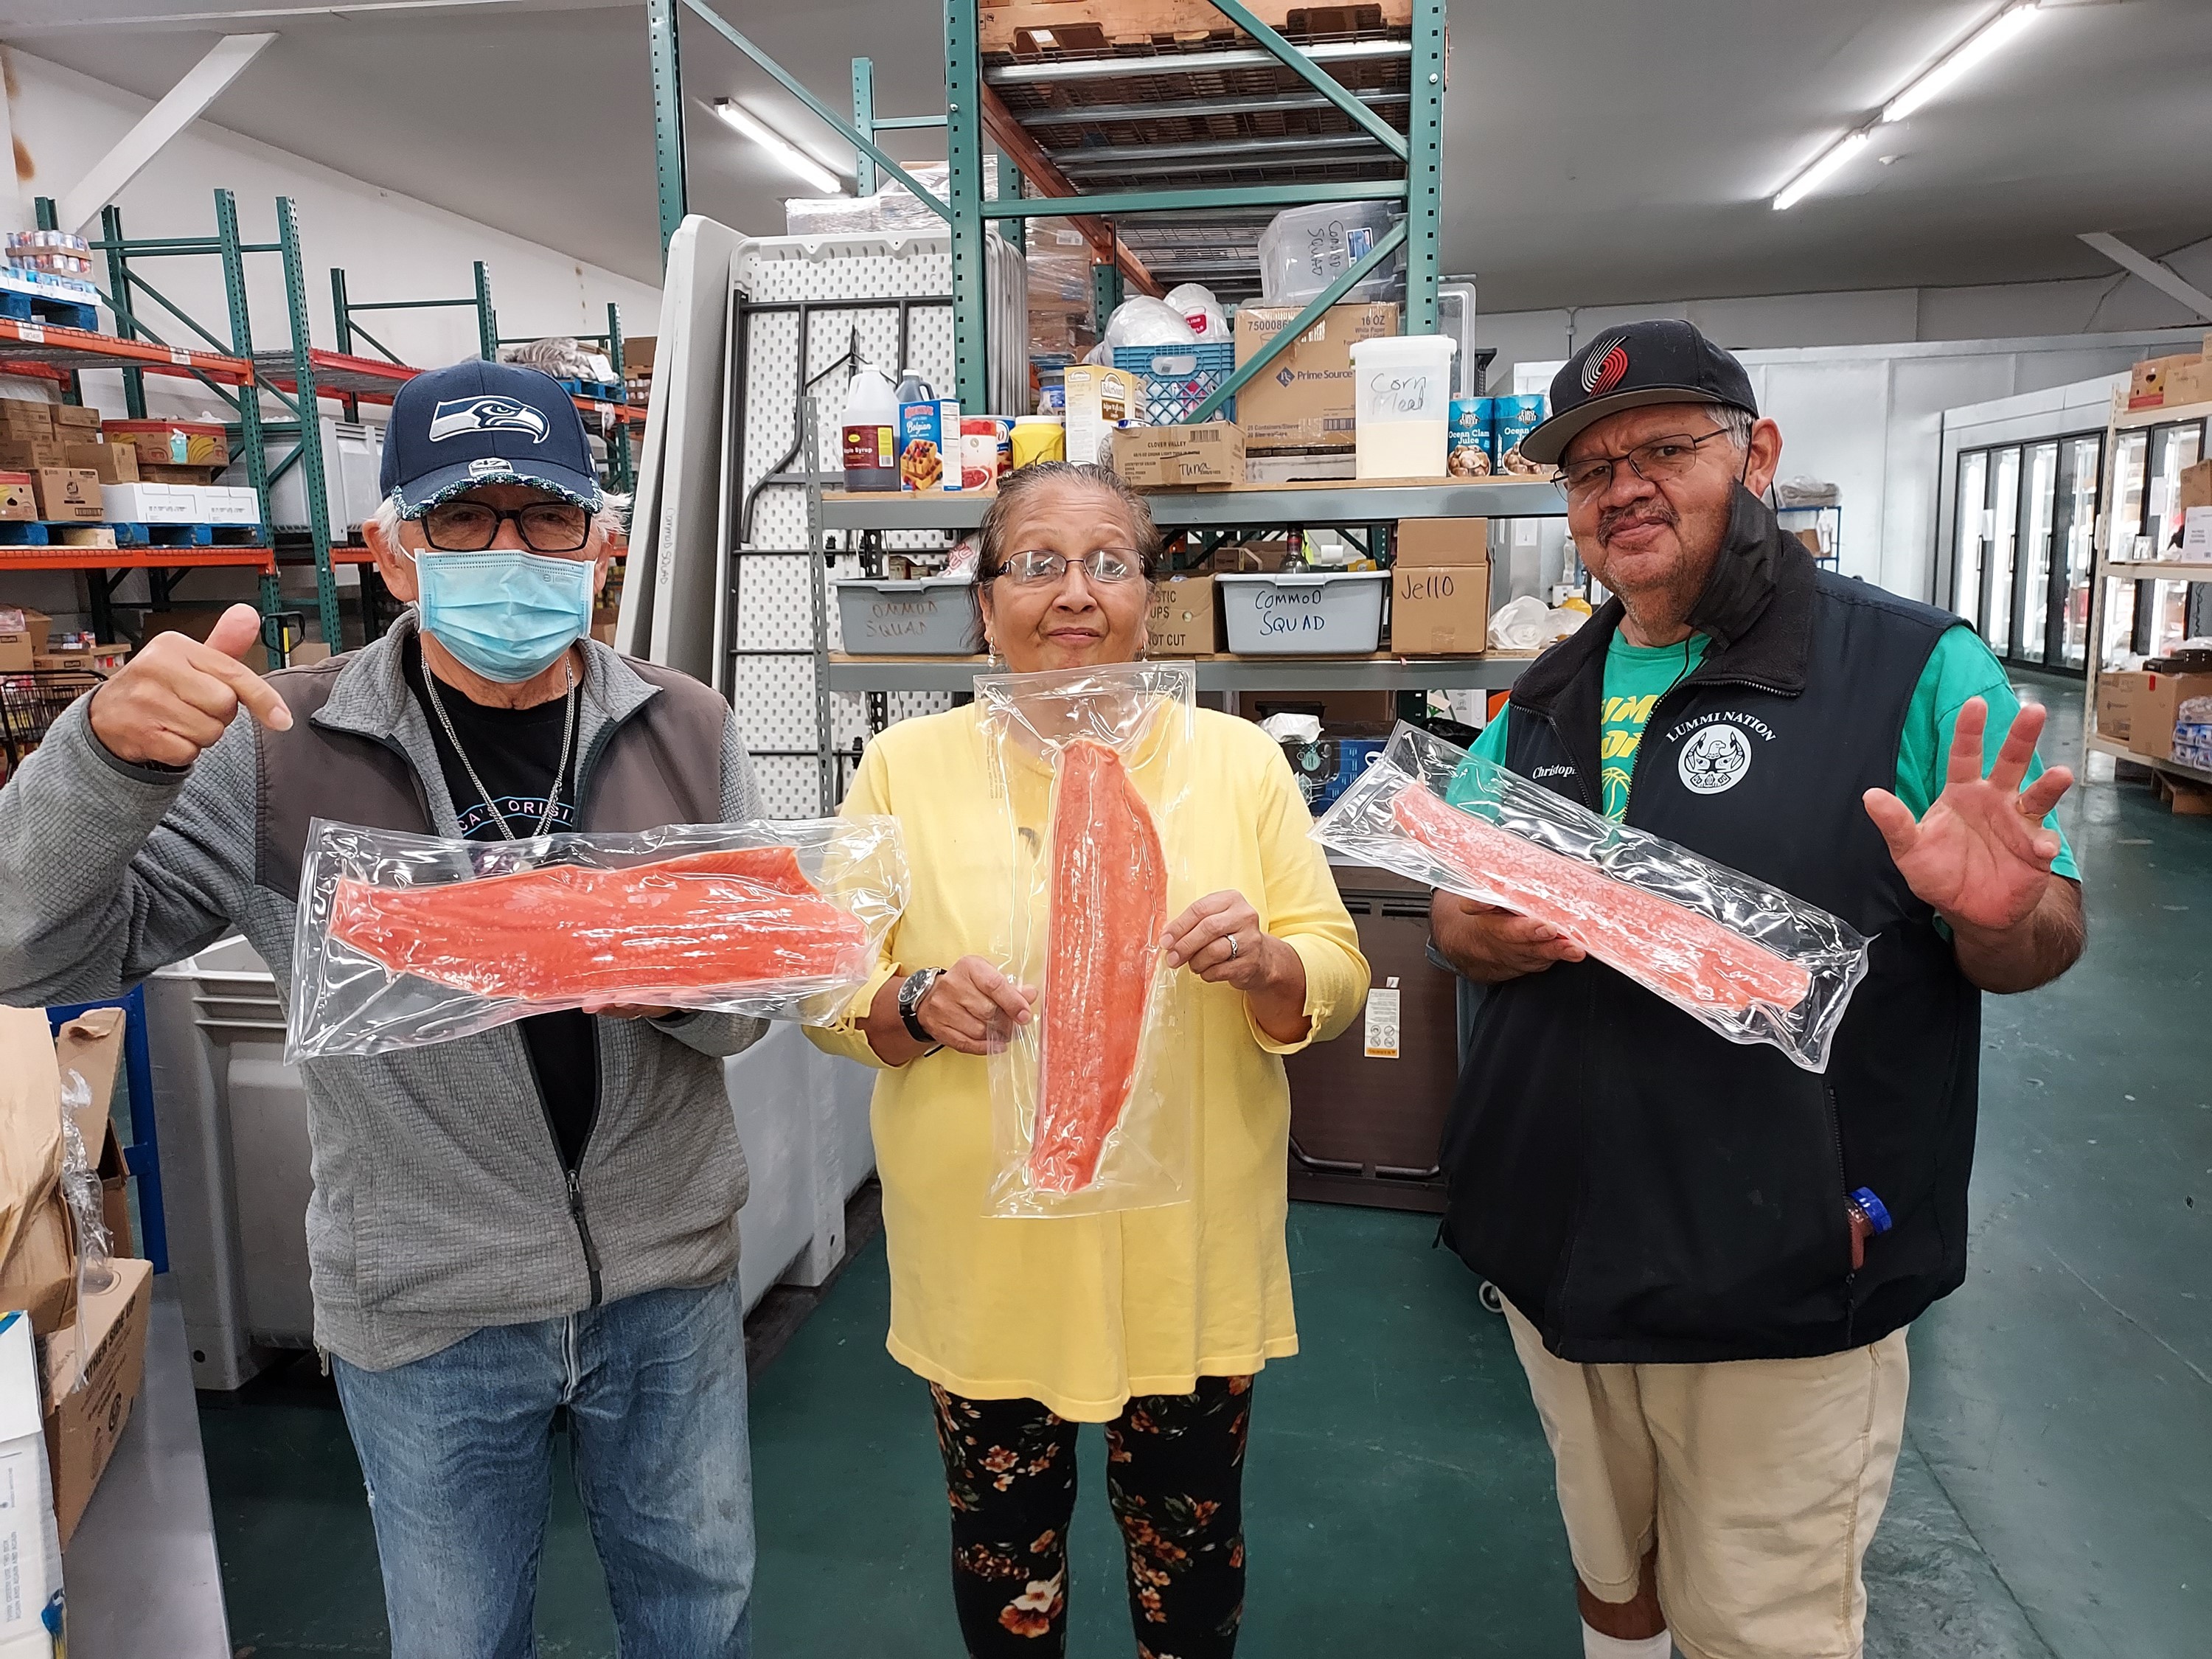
[[197, 681, 2207, 1659]]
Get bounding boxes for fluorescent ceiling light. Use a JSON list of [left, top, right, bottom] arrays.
[[712, 98, 846, 195], [1883, 3, 2044, 124], [1773, 129, 1871, 211], [1770, 2, 2043, 209]]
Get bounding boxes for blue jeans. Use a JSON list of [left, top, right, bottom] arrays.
[[332, 1276, 754, 1659]]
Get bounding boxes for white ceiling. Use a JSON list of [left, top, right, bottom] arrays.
[[7, 0, 2211, 313]]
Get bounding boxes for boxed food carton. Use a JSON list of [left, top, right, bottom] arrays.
[[1146, 572, 1217, 656], [1394, 517, 1489, 567], [2131, 672, 2212, 761], [49, 403, 101, 433], [52, 526, 118, 549], [31, 467, 101, 521], [99, 419, 229, 468], [0, 472, 35, 522], [0, 1307, 63, 1652], [897, 398, 960, 492], [99, 481, 195, 524], [34, 641, 131, 675], [0, 1008, 74, 1341], [2094, 670, 2150, 742], [1107, 422, 1246, 489], [1232, 302, 1399, 450], [1062, 365, 1135, 467], [0, 605, 46, 671], [1391, 560, 1490, 655]]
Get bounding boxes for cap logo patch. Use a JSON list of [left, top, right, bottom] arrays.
[[1582, 338, 1630, 397], [428, 395, 549, 443], [467, 457, 518, 479]]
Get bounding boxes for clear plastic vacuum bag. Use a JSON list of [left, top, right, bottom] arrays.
[[1312, 723, 1868, 1072], [288, 818, 908, 1062], [976, 661, 1197, 1217]]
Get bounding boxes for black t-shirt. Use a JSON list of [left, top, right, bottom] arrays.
[[403, 639, 597, 1172]]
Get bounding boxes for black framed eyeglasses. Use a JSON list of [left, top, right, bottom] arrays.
[[1555, 428, 1733, 504], [999, 547, 1142, 585], [422, 498, 592, 553]]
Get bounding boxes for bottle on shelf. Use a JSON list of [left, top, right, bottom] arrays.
[[841, 361, 900, 493]]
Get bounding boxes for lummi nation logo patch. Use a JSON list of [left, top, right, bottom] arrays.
[[1677, 723, 1752, 795]]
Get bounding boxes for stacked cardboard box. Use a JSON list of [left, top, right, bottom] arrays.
[[2126, 334, 2212, 411], [1233, 302, 1399, 451], [1390, 518, 1490, 655]]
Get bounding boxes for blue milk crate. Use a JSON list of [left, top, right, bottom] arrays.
[[1113, 343, 1236, 425]]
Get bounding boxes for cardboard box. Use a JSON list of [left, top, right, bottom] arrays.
[[1391, 560, 1490, 655], [1146, 572, 1216, 655], [1394, 517, 1490, 567], [52, 526, 117, 549], [0, 439, 65, 474], [52, 1009, 133, 1261], [201, 484, 262, 526], [1062, 364, 1135, 466], [65, 441, 137, 485], [42, 1255, 153, 1546], [1108, 422, 1246, 489], [2128, 352, 2200, 410], [34, 641, 131, 675], [0, 607, 37, 672], [2132, 672, 2212, 760], [0, 1007, 66, 1326], [0, 471, 34, 523], [1245, 450, 1357, 484], [1249, 689, 1396, 728], [1233, 302, 1399, 450], [95, 481, 193, 524], [100, 419, 228, 468], [31, 467, 101, 522], [2095, 670, 2150, 742], [0, 1309, 63, 1649], [49, 403, 100, 432], [2182, 458, 2212, 512]]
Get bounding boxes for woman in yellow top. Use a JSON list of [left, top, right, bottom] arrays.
[[810, 462, 1367, 1657]]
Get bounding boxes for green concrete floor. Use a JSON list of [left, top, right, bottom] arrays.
[[201, 677, 2209, 1659]]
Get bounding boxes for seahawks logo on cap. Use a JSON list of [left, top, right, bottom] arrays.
[[1581, 337, 1630, 398], [427, 395, 549, 443]]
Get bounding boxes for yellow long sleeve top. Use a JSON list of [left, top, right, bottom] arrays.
[[808, 703, 1369, 1420]]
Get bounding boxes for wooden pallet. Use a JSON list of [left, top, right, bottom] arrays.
[[0, 290, 100, 333], [982, 0, 1406, 54]]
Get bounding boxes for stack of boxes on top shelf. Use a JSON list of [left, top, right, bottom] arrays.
[[0, 1005, 156, 1612], [2124, 333, 2212, 411], [1, 230, 102, 327]]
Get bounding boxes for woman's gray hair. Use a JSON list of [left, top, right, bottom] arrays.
[[366, 490, 629, 550], [973, 462, 1166, 584]]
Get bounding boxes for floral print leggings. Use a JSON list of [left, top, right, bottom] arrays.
[[929, 1374, 1253, 1658]]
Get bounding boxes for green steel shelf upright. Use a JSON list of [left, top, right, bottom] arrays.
[[331, 260, 497, 367], [35, 188, 345, 655], [495, 302, 639, 495]]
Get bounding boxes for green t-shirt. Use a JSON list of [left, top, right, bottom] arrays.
[[1463, 625, 2079, 880]]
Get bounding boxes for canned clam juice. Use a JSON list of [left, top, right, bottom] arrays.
[[1448, 398, 1493, 478], [1491, 394, 1548, 477]]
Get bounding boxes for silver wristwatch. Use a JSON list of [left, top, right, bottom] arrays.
[[897, 967, 943, 1044]]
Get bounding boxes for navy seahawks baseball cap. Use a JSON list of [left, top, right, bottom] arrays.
[[380, 360, 602, 516], [1519, 319, 1759, 467]]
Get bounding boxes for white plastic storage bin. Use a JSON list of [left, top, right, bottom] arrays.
[[1349, 334, 1458, 479], [1257, 201, 1401, 306], [834, 575, 979, 655], [1217, 569, 1388, 655], [231, 416, 383, 532]]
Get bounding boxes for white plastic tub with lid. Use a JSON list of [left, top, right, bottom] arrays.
[[1348, 334, 1458, 479]]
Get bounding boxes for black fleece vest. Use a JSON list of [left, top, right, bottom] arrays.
[[1442, 489, 1979, 1364]]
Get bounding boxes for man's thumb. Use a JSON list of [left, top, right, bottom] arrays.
[[206, 602, 264, 663]]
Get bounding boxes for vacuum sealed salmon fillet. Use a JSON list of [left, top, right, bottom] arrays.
[[288, 818, 907, 1060], [978, 661, 1195, 1217], [1312, 724, 1866, 1072]]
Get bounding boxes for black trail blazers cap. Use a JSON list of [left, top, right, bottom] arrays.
[[1520, 319, 1759, 466], [380, 359, 603, 516]]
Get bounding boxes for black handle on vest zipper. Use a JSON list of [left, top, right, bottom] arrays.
[[567, 1166, 605, 1310]]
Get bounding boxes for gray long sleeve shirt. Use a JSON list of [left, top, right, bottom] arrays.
[[0, 615, 767, 1369]]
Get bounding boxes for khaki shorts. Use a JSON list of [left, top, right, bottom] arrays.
[[1504, 1304, 1908, 1659]]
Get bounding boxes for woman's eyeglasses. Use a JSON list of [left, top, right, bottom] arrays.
[[423, 499, 593, 553], [998, 548, 1142, 585]]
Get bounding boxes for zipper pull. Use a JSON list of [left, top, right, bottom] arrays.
[[567, 1167, 584, 1212]]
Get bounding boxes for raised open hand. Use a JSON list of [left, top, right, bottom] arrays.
[[1862, 697, 2072, 932]]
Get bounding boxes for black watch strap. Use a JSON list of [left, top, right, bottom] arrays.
[[899, 968, 941, 1045]]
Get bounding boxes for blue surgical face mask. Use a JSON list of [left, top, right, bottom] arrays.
[[411, 548, 597, 684]]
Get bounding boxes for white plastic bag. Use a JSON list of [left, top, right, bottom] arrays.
[[1312, 723, 1868, 1071], [1102, 296, 1199, 352], [1162, 282, 1229, 343], [288, 818, 908, 1061], [976, 661, 1197, 1217]]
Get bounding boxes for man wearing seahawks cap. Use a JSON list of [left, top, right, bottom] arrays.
[[1428, 319, 2085, 1659], [0, 359, 767, 1655]]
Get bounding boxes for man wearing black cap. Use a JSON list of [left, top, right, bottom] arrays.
[[0, 361, 766, 1656], [1428, 320, 2084, 1659]]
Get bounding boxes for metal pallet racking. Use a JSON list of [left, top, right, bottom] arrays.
[[2080, 389, 2212, 792]]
